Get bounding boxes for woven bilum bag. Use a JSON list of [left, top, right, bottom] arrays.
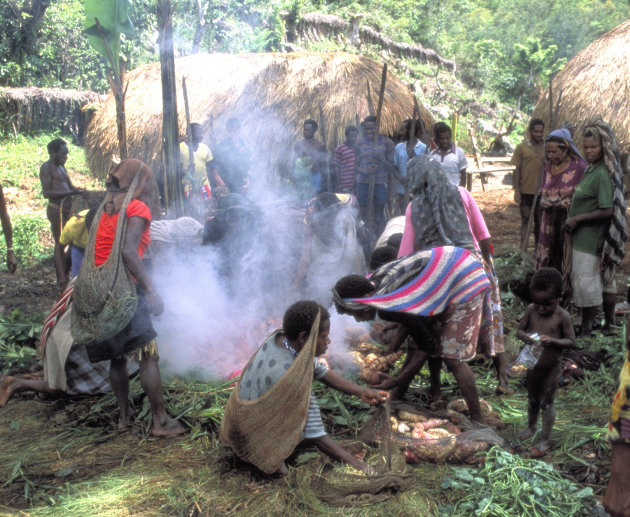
[[71, 173, 140, 346], [220, 312, 321, 474]]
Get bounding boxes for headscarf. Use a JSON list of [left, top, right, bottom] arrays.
[[406, 155, 475, 252], [103, 159, 158, 217], [583, 119, 627, 278], [545, 128, 585, 163]]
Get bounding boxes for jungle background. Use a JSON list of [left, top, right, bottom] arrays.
[[1, 1, 630, 515]]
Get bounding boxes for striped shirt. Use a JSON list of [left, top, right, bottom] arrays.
[[356, 136, 395, 184], [333, 143, 356, 192]]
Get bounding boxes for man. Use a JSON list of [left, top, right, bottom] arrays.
[[355, 115, 395, 237], [511, 118, 545, 249], [180, 123, 224, 204], [294, 119, 327, 196], [333, 125, 358, 194], [40, 138, 85, 290], [0, 183, 17, 273], [211, 118, 251, 194], [430, 122, 468, 188], [393, 118, 428, 214]]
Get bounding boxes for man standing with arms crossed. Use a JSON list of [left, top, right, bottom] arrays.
[[511, 118, 545, 249]]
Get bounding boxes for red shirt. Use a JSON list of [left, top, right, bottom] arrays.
[[94, 199, 151, 266]]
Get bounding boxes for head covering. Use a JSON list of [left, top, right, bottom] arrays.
[[583, 120, 627, 278], [545, 128, 585, 162], [103, 159, 158, 216], [406, 155, 475, 252]]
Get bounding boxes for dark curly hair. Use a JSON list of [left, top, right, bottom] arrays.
[[530, 267, 562, 298], [283, 301, 330, 340], [332, 275, 374, 313], [369, 245, 398, 271]]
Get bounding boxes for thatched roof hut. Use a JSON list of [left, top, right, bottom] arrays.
[[85, 51, 433, 181], [0, 87, 101, 142], [532, 19, 630, 150]]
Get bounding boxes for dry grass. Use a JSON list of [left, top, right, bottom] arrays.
[[533, 19, 630, 148], [85, 51, 434, 182]]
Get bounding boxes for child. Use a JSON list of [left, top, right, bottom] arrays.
[[517, 267, 575, 453], [221, 301, 389, 476]]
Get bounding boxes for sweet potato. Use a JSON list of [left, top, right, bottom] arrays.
[[397, 410, 428, 423], [423, 428, 452, 439], [422, 418, 449, 430], [359, 367, 381, 384], [447, 440, 488, 463], [407, 435, 457, 463]]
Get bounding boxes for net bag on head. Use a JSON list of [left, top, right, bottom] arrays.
[[220, 312, 320, 474], [311, 402, 415, 506], [71, 172, 140, 346]]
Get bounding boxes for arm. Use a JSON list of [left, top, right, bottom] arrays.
[[290, 224, 312, 291], [310, 435, 373, 473], [397, 203, 415, 258], [564, 208, 613, 233], [511, 146, 522, 202], [478, 238, 492, 266], [206, 161, 226, 189], [320, 369, 389, 405], [516, 307, 534, 343], [0, 185, 17, 273], [122, 216, 163, 316]]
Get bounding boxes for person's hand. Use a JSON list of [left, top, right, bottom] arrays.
[[563, 216, 579, 233], [560, 199, 571, 208], [6, 249, 16, 274], [513, 190, 521, 203], [146, 290, 164, 316], [539, 198, 550, 209], [360, 388, 390, 405], [539, 335, 553, 346]]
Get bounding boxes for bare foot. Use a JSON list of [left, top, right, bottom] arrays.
[[117, 403, 135, 430], [495, 384, 515, 395], [152, 416, 186, 437], [519, 427, 536, 440], [534, 439, 550, 453], [273, 462, 289, 477], [0, 377, 15, 407]]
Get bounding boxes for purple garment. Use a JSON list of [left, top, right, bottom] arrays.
[[535, 158, 587, 270]]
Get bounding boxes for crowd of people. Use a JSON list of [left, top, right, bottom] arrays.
[[1, 114, 629, 515]]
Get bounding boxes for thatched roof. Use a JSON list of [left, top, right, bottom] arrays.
[[85, 51, 433, 180], [0, 87, 101, 141], [532, 19, 630, 150]]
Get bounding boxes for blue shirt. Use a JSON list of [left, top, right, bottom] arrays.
[[393, 140, 429, 194]]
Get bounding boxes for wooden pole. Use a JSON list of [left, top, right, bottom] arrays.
[[182, 77, 195, 176], [549, 75, 554, 130], [370, 63, 387, 239], [467, 125, 484, 192], [318, 105, 330, 192], [157, 0, 183, 216]]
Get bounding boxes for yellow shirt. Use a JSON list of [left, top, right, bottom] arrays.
[[511, 141, 544, 195], [59, 209, 89, 249], [180, 142, 213, 182]]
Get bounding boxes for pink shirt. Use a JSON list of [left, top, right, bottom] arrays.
[[398, 187, 490, 257]]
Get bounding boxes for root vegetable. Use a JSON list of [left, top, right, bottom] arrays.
[[407, 435, 457, 463], [424, 428, 452, 439], [447, 440, 488, 463], [447, 398, 493, 417], [404, 448, 420, 464], [360, 367, 381, 384], [397, 422, 411, 434], [422, 418, 449, 430], [397, 410, 428, 423]]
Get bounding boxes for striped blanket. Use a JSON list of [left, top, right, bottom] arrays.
[[344, 246, 491, 316]]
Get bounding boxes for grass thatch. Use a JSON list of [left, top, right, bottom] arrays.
[[532, 19, 630, 150], [0, 87, 101, 142], [85, 51, 434, 181]]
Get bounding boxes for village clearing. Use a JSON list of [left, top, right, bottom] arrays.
[[0, 137, 627, 516]]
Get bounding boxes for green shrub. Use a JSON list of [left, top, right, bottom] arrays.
[[1, 212, 52, 269]]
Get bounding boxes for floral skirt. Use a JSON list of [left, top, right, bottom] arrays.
[[433, 292, 484, 362]]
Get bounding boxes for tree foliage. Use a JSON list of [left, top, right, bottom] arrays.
[[0, 0, 627, 111]]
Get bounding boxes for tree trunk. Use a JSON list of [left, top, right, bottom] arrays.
[[157, 0, 183, 216], [191, 0, 209, 54]]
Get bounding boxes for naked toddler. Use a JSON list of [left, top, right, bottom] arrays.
[[517, 267, 575, 453]]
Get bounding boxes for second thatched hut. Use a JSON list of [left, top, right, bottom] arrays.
[[85, 51, 433, 182], [532, 19, 630, 151]]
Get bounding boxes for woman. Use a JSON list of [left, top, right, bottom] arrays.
[[565, 120, 627, 337], [536, 129, 587, 274], [333, 246, 491, 423], [81, 159, 184, 436], [397, 155, 512, 395]]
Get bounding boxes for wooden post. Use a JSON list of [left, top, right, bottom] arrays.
[[467, 126, 484, 192], [157, 0, 183, 216], [318, 105, 331, 192], [549, 75, 554, 130], [367, 64, 387, 244]]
